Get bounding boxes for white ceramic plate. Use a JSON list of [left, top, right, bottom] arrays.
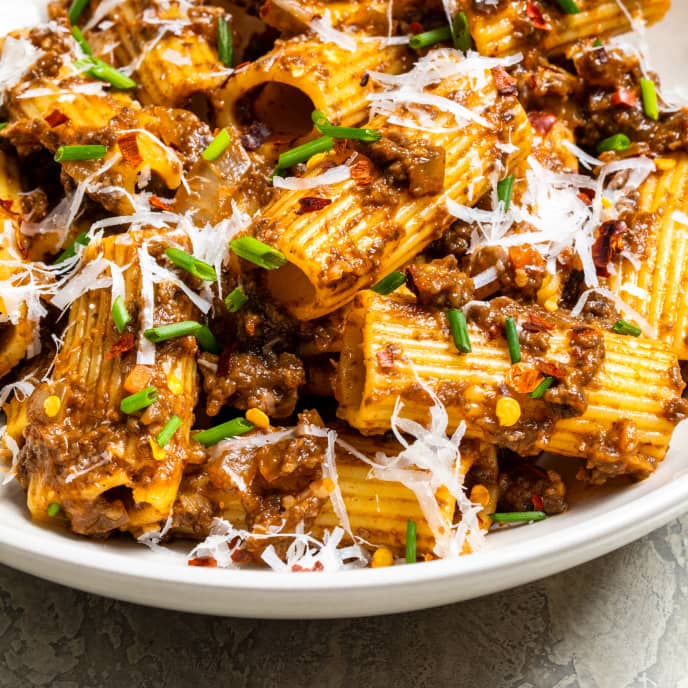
[[1, 1, 687, 620]]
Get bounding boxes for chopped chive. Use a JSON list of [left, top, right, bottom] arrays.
[[193, 417, 254, 447], [529, 376, 555, 399], [55, 231, 91, 263], [230, 236, 287, 270], [202, 128, 231, 162], [640, 77, 659, 121], [555, 0, 580, 13], [491, 511, 547, 523], [451, 11, 471, 52], [497, 174, 515, 211], [164, 247, 217, 282], [54, 144, 107, 162], [613, 319, 642, 337], [75, 57, 136, 89], [120, 386, 158, 415], [156, 415, 182, 448], [71, 25, 92, 55], [596, 133, 631, 153], [68, 0, 91, 24], [47, 502, 61, 517], [194, 326, 221, 354], [217, 16, 233, 67], [505, 316, 521, 364], [111, 295, 131, 334], [405, 519, 417, 563], [311, 110, 381, 142], [409, 26, 452, 50], [275, 136, 334, 173], [0, 122, 7, 133], [224, 286, 249, 312], [143, 321, 221, 353], [371, 271, 406, 295], [593, 38, 603, 47], [447, 309, 472, 354]]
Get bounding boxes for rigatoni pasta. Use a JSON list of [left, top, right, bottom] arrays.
[[603, 154, 688, 359], [467, 0, 670, 57]]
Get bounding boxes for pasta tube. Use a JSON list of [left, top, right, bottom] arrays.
[[604, 154, 688, 359], [214, 35, 411, 141], [257, 54, 532, 320], [335, 291, 686, 483], [468, 0, 670, 57], [18, 229, 201, 534], [80, 0, 228, 107], [0, 154, 36, 380]]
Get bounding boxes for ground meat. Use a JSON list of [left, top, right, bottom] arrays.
[[426, 220, 473, 260], [467, 245, 547, 300], [580, 292, 619, 328], [406, 256, 474, 309], [569, 325, 605, 387], [207, 410, 330, 559], [512, 50, 581, 120], [497, 456, 568, 515], [572, 45, 688, 154], [202, 350, 305, 418], [362, 134, 446, 197]]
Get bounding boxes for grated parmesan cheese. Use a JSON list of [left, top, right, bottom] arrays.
[[273, 165, 351, 191], [0, 37, 42, 105]]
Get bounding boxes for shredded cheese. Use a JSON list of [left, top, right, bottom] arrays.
[[273, 165, 351, 191], [0, 37, 42, 105]]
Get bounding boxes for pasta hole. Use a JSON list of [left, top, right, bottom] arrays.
[[265, 262, 316, 312], [235, 82, 315, 141]]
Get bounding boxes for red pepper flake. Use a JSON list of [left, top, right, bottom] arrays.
[[150, 195, 172, 211], [45, 109, 69, 128], [592, 220, 628, 277], [611, 88, 638, 108], [376, 343, 401, 372], [526, 1, 551, 30], [528, 111, 557, 135], [233, 60, 251, 71], [216, 347, 235, 377], [295, 196, 332, 215], [531, 494, 545, 511], [523, 312, 555, 333], [505, 363, 544, 394], [577, 189, 594, 206], [291, 561, 324, 572], [491, 65, 518, 96], [0, 199, 14, 213], [116, 132, 142, 167], [230, 549, 253, 564], [105, 332, 136, 359], [409, 21, 424, 34], [509, 245, 546, 270], [188, 556, 218, 567], [350, 157, 374, 186], [536, 359, 567, 379]]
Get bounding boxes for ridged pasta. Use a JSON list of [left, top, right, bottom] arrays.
[[605, 154, 688, 359], [213, 35, 411, 141], [18, 229, 201, 534], [335, 290, 685, 481], [255, 58, 532, 320], [468, 0, 670, 57], [80, 0, 228, 108]]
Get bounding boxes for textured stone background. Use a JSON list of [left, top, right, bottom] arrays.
[[0, 516, 686, 687]]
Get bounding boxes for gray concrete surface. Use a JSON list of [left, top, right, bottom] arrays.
[[0, 516, 687, 688]]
